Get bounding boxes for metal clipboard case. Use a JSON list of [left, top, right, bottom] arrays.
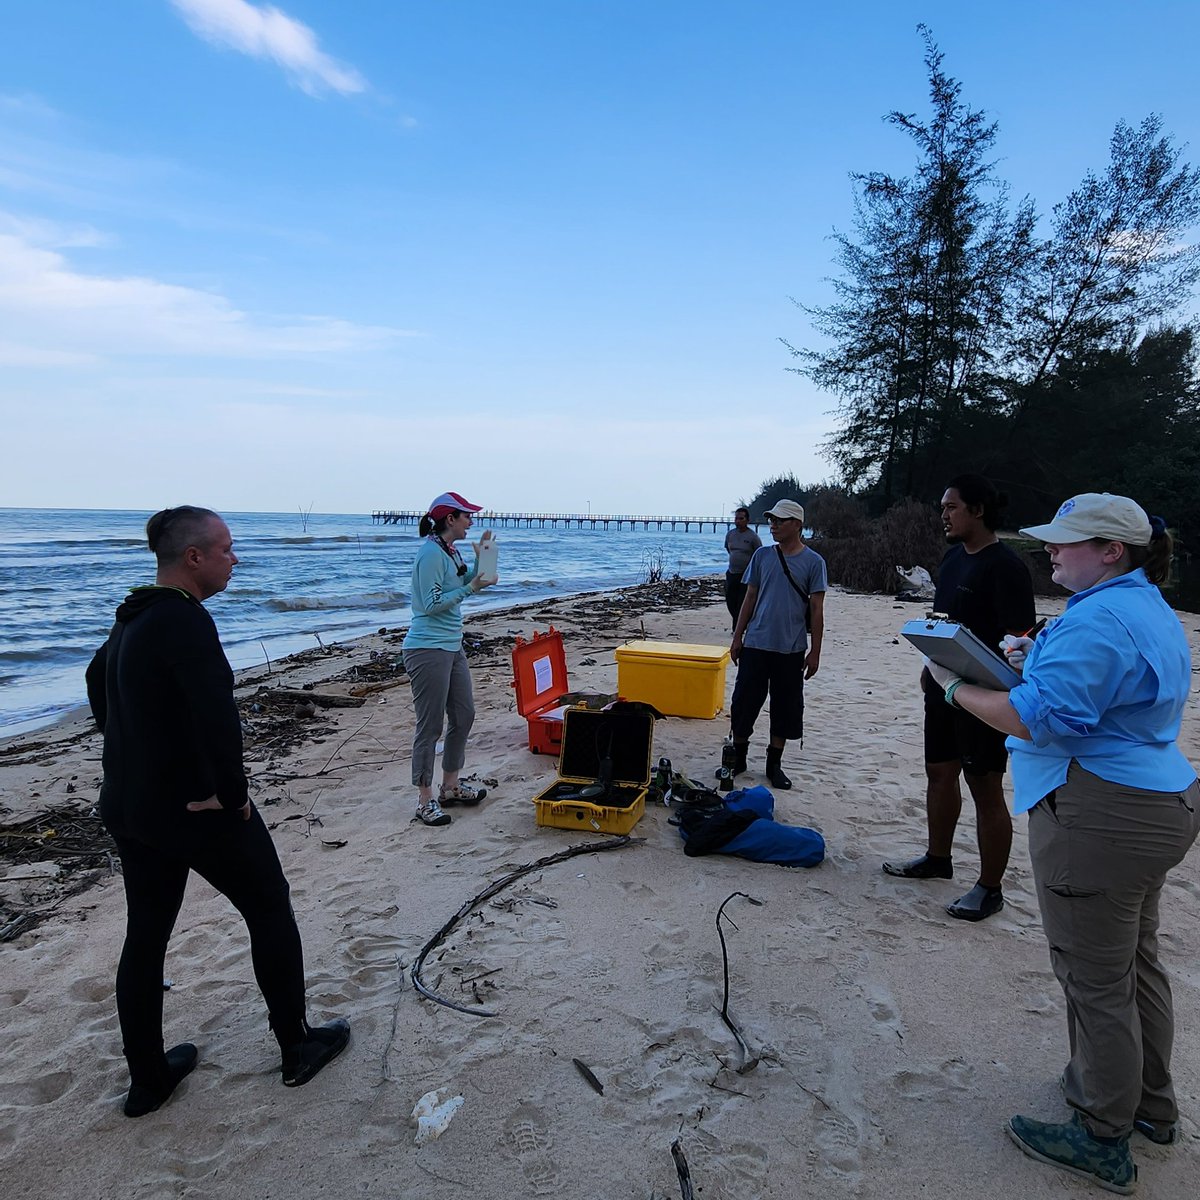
[[901, 617, 1022, 690]]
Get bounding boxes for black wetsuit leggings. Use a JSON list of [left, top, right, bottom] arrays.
[[113, 806, 307, 1080]]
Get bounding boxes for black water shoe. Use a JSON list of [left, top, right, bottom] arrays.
[[123, 1042, 198, 1118], [881, 853, 953, 879], [946, 883, 1004, 921], [281, 1019, 351, 1087]]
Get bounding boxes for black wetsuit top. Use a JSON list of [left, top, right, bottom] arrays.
[[86, 587, 248, 849]]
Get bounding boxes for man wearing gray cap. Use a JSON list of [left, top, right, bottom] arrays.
[[727, 498, 826, 789]]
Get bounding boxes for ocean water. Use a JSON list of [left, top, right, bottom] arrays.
[[0, 508, 728, 735]]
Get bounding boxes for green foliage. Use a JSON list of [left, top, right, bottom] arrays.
[[1011, 117, 1200, 389], [785, 27, 1200, 538], [1002, 327, 1200, 535], [739, 474, 819, 522], [785, 26, 1036, 506], [805, 485, 868, 539]]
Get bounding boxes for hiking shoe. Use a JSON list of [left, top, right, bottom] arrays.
[[882, 853, 953, 879], [416, 800, 452, 826], [123, 1042, 198, 1118], [438, 783, 486, 807], [1133, 1118, 1177, 1145], [281, 1019, 351, 1087], [946, 883, 1004, 922], [1006, 1114, 1137, 1194]]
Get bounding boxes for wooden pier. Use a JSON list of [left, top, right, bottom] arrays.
[[371, 510, 731, 532]]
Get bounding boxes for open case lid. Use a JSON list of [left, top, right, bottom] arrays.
[[511, 627, 569, 717], [558, 706, 654, 786], [615, 639, 730, 664]]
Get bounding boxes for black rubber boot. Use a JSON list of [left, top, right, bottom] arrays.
[[765, 747, 792, 790], [732, 741, 748, 777]]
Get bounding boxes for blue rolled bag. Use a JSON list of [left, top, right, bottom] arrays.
[[676, 785, 824, 867]]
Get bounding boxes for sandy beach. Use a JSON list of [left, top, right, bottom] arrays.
[[2, 579, 1198, 1199]]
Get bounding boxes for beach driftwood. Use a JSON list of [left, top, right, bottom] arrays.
[[262, 689, 366, 708]]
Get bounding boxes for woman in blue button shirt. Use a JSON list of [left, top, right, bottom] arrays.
[[926, 493, 1199, 1194]]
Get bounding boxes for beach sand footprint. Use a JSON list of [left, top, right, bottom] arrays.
[[507, 1104, 562, 1197], [891, 1056, 974, 1099], [0, 1070, 73, 1107]]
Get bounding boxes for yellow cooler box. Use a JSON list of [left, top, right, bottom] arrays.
[[613, 640, 731, 719]]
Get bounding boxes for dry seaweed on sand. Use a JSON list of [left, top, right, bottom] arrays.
[[0, 804, 119, 941], [461, 633, 522, 664], [239, 691, 336, 758]]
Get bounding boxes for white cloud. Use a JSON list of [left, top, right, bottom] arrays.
[[0, 211, 110, 249], [170, 0, 367, 97], [0, 230, 413, 360], [0, 340, 96, 367]]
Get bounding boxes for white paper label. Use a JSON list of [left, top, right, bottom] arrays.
[[533, 654, 553, 694]]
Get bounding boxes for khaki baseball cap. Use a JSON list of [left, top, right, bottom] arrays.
[[1020, 493, 1152, 546], [764, 498, 805, 523]]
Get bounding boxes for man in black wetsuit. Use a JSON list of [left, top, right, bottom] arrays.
[[87, 506, 350, 1117], [882, 476, 1035, 921]]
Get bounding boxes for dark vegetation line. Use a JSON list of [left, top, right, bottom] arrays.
[[747, 24, 1200, 585]]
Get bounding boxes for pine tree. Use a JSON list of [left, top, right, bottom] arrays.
[[786, 27, 1035, 507]]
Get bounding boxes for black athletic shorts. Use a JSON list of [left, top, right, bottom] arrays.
[[730, 646, 805, 741], [923, 675, 1009, 777]]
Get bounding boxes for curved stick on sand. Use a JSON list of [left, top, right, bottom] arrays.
[[716, 890, 764, 1072], [410, 835, 640, 1016]]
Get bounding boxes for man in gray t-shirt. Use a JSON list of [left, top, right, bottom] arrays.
[[723, 507, 763, 630], [729, 498, 827, 790]]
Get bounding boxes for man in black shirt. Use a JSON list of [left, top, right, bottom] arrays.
[[883, 476, 1035, 921], [87, 506, 350, 1116]]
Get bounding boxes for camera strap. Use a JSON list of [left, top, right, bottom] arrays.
[[775, 546, 812, 630]]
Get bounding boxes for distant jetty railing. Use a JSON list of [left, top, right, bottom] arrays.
[[371, 510, 731, 532]]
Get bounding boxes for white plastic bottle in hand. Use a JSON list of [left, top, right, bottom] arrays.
[[475, 532, 498, 585]]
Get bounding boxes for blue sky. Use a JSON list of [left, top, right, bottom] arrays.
[[1, 1, 1197, 517]]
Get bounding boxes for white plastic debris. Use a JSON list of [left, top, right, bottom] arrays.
[[411, 1087, 464, 1145]]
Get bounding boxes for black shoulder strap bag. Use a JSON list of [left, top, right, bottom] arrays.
[[775, 546, 812, 632]]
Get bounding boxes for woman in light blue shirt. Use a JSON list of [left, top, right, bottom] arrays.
[[401, 492, 497, 826], [926, 493, 1199, 1194]]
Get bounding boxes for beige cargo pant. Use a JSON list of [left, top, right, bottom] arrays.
[[1028, 763, 1200, 1138]]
